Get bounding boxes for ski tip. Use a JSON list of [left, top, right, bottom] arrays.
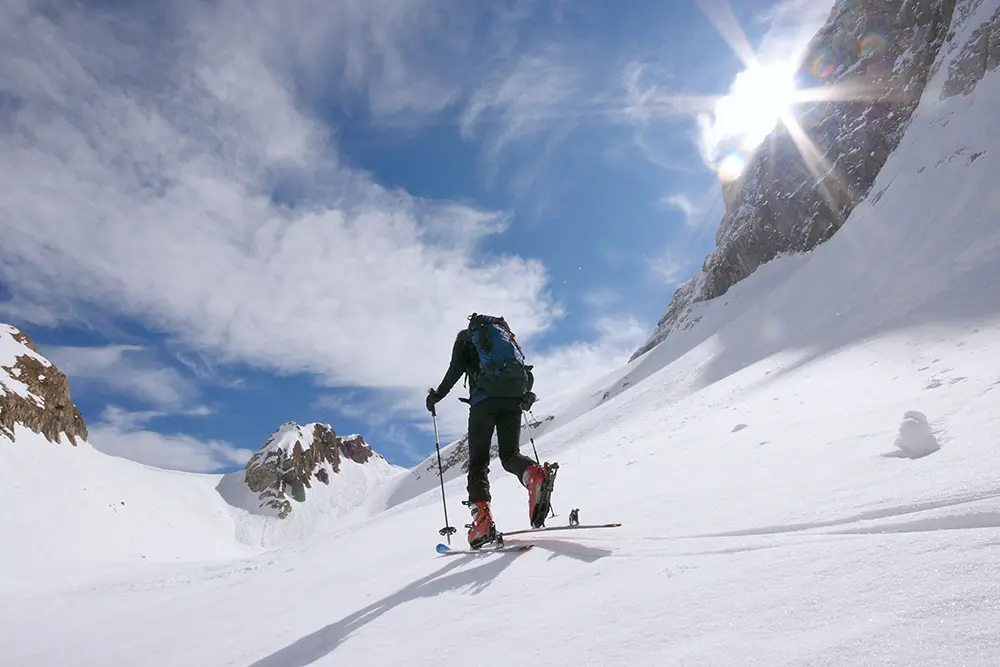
[[435, 543, 452, 554]]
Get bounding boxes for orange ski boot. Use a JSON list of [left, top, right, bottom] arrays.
[[465, 500, 497, 549], [522, 462, 558, 528]]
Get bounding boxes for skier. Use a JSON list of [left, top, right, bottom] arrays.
[[426, 313, 557, 549]]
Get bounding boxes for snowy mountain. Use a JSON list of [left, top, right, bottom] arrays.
[[632, 0, 970, 359], [4, 1, 1000, 665], [0, 326, 403, 590], [218, 421, 403, 519]]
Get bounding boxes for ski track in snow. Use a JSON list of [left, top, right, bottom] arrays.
[[5, 7, 1000, 667]]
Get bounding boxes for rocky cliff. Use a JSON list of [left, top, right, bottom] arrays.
[[243, 421, 395, 519], [0, 324, 88, 445], [633, 0, 970, 359]]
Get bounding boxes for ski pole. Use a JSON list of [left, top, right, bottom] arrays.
[[431, 408, 457, 543], [522, 411, 556, 519], [522, 411, 541, 464]]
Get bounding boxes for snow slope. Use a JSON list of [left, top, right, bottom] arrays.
[[4, 5, 1000, 667], [0, 420, 406, 595], [0, 427, 258, 594]]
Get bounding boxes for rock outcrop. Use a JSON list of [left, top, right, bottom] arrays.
[[942, 3, 1000, 97], [244, 421, 386, 519], [0, 324, 88, 444], [632, 0, 961, 359]]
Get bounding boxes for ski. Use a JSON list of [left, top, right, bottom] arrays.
[[436, 542, 534, 556], [499, 522, 622, 538]]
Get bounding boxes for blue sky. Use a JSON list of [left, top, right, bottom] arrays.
[[0, 0, 834, 470]]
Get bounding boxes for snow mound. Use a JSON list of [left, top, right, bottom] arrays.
[[894, 410, 941, 458]]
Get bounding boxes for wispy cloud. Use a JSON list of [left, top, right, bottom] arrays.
[[311, 391, 376, 422], [647, 251, 686, 287], [42, 344, 196, 411], [621, 62, 716, 125], [662, 194, 699, 225], [581, 288, 621, 310], [89, 406, 252, 473], [753, 0, 838, 64], [660, 180, 724, 228], [461, 48, 583, 159]]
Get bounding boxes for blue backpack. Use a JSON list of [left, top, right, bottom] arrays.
[[466, 314, 531, 399]]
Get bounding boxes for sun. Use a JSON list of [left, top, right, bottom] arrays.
[[715, 62, 798, 152], [707, 61, 799, 182], [688, 0, 881, 186]]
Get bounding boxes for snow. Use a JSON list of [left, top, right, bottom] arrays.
[[893, 410, 941, 458], [261, 421, 318, 453], [0, 323, 48, 402], [4, 9, 1000, 667]]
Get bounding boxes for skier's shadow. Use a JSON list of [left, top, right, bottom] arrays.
[[247, 553, 523, 667], [506, 538, 613, 562]]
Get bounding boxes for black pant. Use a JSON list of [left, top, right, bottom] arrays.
[[467, 397, 535, 503]]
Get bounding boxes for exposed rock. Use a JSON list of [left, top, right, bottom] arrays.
[[0, 324, 88, 445], [942, 4, 1000, 97], [243, 422, 384, 519], [632, 0, 960, 360], [339, 433, 375, 465]]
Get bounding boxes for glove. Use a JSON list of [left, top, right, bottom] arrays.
[[426, 388, 442, 414], [520, 391, 537, 411]]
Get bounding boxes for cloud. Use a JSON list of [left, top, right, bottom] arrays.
[[311, 388, 419, 432], [461, 48, 583, 159], [662, 194, 699, 225], [581, 288, 621, 310], [753, 0, 838, 64], [311, 391, 376, 422], [188, 0, 477, 125], [648, 252, 686, 286], [660, 179, 724, 228], [0, 1, 560, 396], [377, 422, 427, 465], [621, 62, 716, 125], [527, 315, 647, 406], [89, 406, 253, 473], [42, 344, 196, 410]]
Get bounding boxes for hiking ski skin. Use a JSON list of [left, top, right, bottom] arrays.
[[436, 542, 534, 556]]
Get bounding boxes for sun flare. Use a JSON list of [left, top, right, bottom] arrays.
[[708, 61, 799, 181], [715, 62, 797, 152]]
